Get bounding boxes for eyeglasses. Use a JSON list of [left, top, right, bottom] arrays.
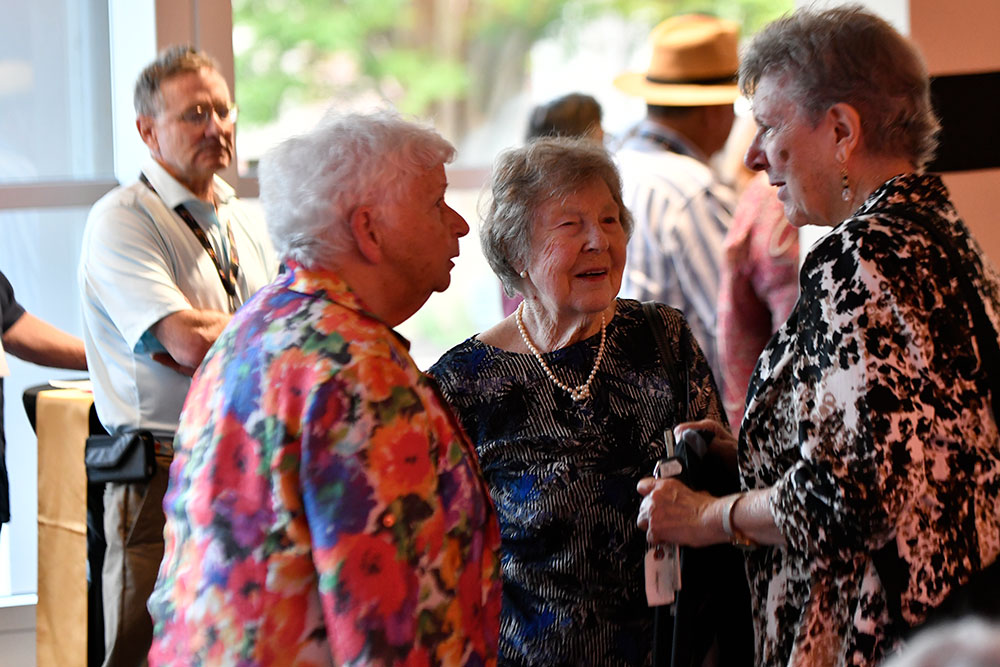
[[173, 102, 239, 126]]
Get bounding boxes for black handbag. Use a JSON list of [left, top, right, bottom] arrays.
[[84, 429, 156, 484], [642, 302, 754, 667]]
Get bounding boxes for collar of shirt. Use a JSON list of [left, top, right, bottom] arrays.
[[141, 158, 236, 212], [631, 119, 708, 164], [283, 260, 413, 351]]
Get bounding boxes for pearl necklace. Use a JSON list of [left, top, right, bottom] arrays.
[[515, 302, 607, 402]]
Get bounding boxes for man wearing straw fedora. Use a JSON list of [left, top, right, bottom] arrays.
[[615, 14, 739, 397]]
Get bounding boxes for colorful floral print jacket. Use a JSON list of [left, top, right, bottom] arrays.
[[148, 262, 502, 666]]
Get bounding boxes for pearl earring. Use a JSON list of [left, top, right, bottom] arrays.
[[519, 270, 528, 279], [840, 167, 851, 202]]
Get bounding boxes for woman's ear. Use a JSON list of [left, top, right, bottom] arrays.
[[349, 206, 382, 263], [828, 102, 861, 163]]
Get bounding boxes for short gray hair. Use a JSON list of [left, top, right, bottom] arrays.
[[258, 110, 456, 268], [881, 618, 1000, 667], [739, 5, 940, 170], [482, 136, 633, 297], [134, 45, 221, 116]]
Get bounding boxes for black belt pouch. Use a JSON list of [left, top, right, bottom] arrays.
[[84, 430, 156, 483]]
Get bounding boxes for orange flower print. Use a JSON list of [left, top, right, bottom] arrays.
[[414, 504, 445, 562], [353, 355, 411, 403], [311, 306, 350, 336], [258, 594, 309, 665], [368, 418, 435, 504]]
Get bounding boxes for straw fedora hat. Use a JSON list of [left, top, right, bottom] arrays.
[[615, 14, 740, 107]]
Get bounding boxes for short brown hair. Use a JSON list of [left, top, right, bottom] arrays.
[[739, 5, 940, 169], [133, 45, 221, 116]]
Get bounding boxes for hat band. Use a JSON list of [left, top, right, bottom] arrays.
[[644, 73, 737, 86]]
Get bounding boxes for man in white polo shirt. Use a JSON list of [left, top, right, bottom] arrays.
[[79, 45, 277, 666]]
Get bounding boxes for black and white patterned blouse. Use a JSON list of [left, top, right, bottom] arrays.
[[741, 173, 1000, 665], [429, 300, 725, 666]]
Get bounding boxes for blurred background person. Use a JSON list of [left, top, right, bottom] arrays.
[[148, 111, 500, 665], [525, 92, 604, 144], [717, 171, 798, 427], [637, 6, 1000, 665], [431, 137, 749, 665], [614, 14, 740, 399], [80, 45, 278, 666]]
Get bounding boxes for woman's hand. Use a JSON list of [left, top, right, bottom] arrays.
[[674, 418, 738, 473], [636, 477, 725, 548]]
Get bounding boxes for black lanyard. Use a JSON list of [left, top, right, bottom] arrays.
[[139, 172, 241, 313], [637, 129, 700, 160]]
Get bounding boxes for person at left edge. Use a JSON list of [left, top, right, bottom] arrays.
[[147, 110, 501, 665], [0, 269, 88, 540], [79, 45, 278, 667]]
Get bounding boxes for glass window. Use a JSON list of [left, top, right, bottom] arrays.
[[0, 0, 113, 185], [231, 1, 791, 172], [232, 1, 793, 365], [0, 0, 111, 601], [0, 206, 91, 597]]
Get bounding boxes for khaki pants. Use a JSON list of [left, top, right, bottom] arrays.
[[101, 454, 171, 667]]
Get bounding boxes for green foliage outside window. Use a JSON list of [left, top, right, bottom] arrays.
[[231, 0, 792, 362], [233, 0, 791, 134]]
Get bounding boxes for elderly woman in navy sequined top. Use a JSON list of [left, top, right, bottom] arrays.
[[637, 6, 1000, 666], [428, 136, 733, 665]]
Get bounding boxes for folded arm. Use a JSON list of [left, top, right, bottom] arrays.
[[150, 308, 230, 372]]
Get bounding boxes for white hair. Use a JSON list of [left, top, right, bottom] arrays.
[[882, 618, 1000, 667], [258, 109, 456, 268]]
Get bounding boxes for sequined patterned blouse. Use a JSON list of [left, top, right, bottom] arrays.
[[741, 174, 1000, 665], [430, 300, 725, 666], [148, 262, 502, 666]]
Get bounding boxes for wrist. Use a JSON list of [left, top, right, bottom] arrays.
[[721, 492, 758, 548]]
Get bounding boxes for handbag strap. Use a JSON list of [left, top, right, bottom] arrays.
[[642, 301, 689, 422], [870, 207, 1000, 629], [642, 301, 687, 667]]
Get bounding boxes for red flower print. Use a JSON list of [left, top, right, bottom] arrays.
[[402, 645, 432, 667], [181, 353, 222, 420], [226, 558, 266, 616], [336, 534, 415, 618], [262, 348, 332, 435]]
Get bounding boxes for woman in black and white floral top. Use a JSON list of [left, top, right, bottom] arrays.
[[637, 6, 1000, 666]]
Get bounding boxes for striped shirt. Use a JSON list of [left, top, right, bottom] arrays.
[[616, 121, 735, 395]]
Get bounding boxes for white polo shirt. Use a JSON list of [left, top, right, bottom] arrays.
[[79, 159, 278, 436]]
